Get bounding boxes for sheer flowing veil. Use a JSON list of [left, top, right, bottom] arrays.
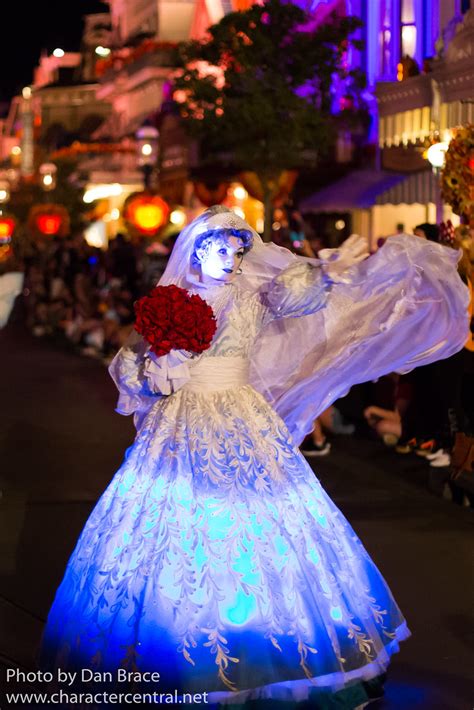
[[159, 204, 300, 290], [116, 206, 470, 446]]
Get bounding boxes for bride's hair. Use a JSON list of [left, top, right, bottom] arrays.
[[191, 228, 254, 266]]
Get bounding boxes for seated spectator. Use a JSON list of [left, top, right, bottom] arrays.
[[364, 405, 401, 446], [413, 223, 440, 242]]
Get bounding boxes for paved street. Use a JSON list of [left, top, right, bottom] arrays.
[[0, 325, 472, 709]]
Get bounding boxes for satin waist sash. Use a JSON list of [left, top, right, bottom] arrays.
[[183, 356, 250, 392]]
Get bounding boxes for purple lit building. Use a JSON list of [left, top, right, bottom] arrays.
[[300, 0, 473, 246]]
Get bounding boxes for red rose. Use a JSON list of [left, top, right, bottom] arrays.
[[134, 285, 217, 357]]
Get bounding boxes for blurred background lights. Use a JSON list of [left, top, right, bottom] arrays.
[[39, 163, 57, 191], [11, 146, 21, 156], [170, 209, 186, 226], [95, 46, 111, 57], [335, 219, 346, 230], [22, 86, 32, 100], [233, 186, 247, 200], [110, 208, 120, 220], [83, 184, 123, 203], [53, 48, 65, 58], [84, 221, 107, 249], [426, 142, 449, 169], [141, 143, 153, 157]]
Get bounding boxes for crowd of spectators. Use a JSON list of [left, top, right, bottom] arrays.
[[19, 209, 321, 364], [22, 232, 171, 364], [7, 216, 474, 503]]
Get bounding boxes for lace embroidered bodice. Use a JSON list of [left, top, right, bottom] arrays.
[[109, 237, 469, 441], [111, 262, 330, 411], [189, 261, 329, 360]]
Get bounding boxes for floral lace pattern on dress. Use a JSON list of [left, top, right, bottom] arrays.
[[42, 261, 408, 702], [42, 384, 406, 697]]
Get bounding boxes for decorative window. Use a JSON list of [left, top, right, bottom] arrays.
[[379, 0, 392, 76], [400, 0, 417, 58]]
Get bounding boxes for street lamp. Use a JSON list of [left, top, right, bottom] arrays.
[[39, 163, 57, 191], [426, 141, 449, 224], [0, 181, 10, 204], [426, 142, 448, 169], [136, 125, 159, 190]]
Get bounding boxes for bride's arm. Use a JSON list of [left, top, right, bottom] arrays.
[[260, 235, 369, 321], [260, 261, 332, 321], [108, 335, 160, 419]]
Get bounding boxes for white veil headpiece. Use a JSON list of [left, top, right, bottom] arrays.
[[159, 205, 304, 292]]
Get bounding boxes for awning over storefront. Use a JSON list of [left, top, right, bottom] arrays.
[[375, 169, 439, 205], [300, 168, 439, 212], [300, 169, 407, 212]]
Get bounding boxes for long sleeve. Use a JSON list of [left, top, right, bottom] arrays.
[[108, 335, 160, 428], [259, 261, 332, 323]]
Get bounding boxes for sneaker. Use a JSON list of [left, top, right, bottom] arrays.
[[395, 437, 417, 454], [429, 451, 451, 467], [426, 447, 446, 461], [301, 438, 331, 457], [415, 439, 437, 457]]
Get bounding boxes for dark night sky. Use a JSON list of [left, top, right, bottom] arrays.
[[0, 0, 108, 106]]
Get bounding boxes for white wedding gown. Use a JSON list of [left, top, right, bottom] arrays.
[[41, 262, 417, 707]]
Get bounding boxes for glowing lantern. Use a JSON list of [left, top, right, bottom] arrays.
[[36, 214, 62, 235], [0, 216, 15, 241], [27, 204, 70, 238], [123, 193, 170, 235]]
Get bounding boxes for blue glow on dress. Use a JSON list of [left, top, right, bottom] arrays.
[[40, 267, 415, 706]]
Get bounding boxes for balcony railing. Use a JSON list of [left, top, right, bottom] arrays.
[[96, 42, 179, 83]]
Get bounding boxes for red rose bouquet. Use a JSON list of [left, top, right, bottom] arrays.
[[134, 284, 217, 357]]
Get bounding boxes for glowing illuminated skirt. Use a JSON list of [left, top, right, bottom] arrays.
[[41, 384, 409, 706]]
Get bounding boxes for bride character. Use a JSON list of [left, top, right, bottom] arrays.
[[40, 206, 468, 708]]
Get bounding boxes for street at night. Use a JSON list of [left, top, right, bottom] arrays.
[[0, 324, 472, 709]]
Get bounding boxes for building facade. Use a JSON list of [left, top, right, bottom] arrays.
[[3, 0, 471, 243], [301, 0, 473, 245], [373, 3, 473, 239]]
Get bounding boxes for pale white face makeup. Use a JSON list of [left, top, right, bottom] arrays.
[[196, 236, 245, 283]]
